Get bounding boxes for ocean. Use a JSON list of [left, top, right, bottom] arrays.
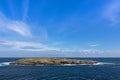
[[0, 58, 120, 80]]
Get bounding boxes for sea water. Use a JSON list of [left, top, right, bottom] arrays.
[[0, 58, 120, 80]]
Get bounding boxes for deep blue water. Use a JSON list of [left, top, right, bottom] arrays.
[[0, 58, 120, 80]]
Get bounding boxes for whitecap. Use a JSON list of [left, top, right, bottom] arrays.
[[62, 64, 96, 66], [0, 62, 11, 67], [62, 62, 115, 66], [63, 64, 77, 66], [93, 62, 115, 65]]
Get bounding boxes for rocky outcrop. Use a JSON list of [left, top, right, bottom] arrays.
[[11, 58, 98, 65]]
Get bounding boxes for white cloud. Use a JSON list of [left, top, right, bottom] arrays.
[[79, 49, 105, 54], [0, 40, 106, 54], [0, 40, 60, 51], [7, 21, 31, 36], [89, 44, 99, 47], [61, 48, 120, 55], [0, 40, 120, 57], [0, 12, 49, 41], [0, 12, 32, 37], [0, 49, 120, 57]]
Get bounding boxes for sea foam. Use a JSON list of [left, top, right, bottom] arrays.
[[0, 62, 11, 67], [62, 62, 115, 66], [93, 62, 115, 65]]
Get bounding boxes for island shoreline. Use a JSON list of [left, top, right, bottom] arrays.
[[10, 58, 98, 66]]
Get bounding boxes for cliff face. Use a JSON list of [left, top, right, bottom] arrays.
[[12, 58, 98, 65]]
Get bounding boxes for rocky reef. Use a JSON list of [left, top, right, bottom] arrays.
[[11, 58, 98, 65]]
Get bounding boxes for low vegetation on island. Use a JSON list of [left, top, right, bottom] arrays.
[[11, 58, 98, 66]]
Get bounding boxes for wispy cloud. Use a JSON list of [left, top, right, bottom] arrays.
[[0, 49, 120, 57], [89, 44, 99, 47], [0, 40, 106, 54], [103, 0, 120, 25], [87, 41, 100, 47], [7, 21, 31, 37], [23, 0, 29, 21], [0, 40, 120, 57], [0, 12, 32, 37], [79, 49, 105, 54], [0, 40, 60, 51], [0, 12, 49, 41], [61, 49, 104, 54]]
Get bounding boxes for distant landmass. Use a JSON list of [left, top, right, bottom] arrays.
[[11, 58, 98, 65]]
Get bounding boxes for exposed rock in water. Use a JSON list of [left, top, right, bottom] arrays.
[[11, 58, 98, 65]]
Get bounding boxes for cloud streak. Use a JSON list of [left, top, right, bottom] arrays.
[[0, 40, 60, 51], [0, 40, 120, 57], [89, 43, 99, 47], [23, 0, 29, 21], [0, 12, 32, 37]]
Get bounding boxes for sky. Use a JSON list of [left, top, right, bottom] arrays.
[[0, 0, 120, 57]]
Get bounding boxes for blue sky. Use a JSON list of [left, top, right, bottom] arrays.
[[0, 0, 120, 57]]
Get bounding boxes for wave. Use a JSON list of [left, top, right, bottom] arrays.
[[62, 62, 115, 66], [62, 64, 94, 66], [0, 62, 115, 67], [93, 62, 115, 65], [0, 62, 11, 67]]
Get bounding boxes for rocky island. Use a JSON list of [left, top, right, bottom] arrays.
[[11, 58, 98, 66]]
